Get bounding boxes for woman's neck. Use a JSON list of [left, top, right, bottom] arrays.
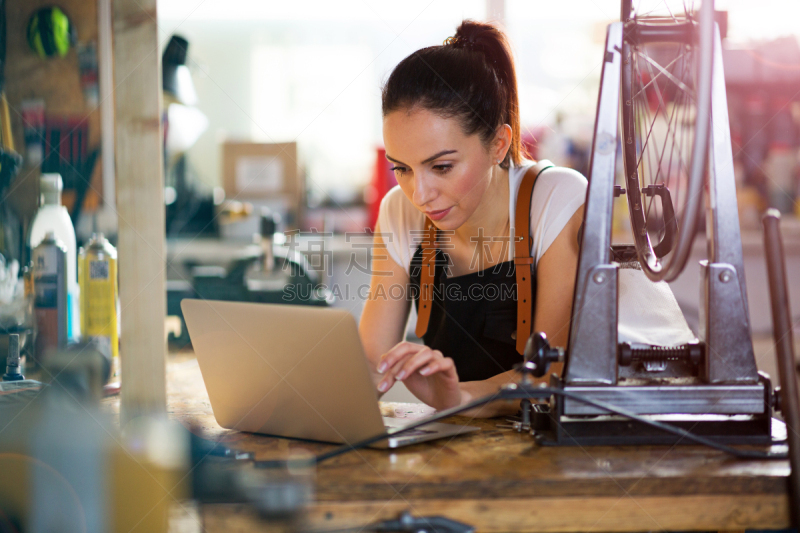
[[454, 165, 510, 246]]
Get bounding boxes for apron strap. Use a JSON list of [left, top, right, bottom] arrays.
[[513, 162, 553, 354], [415, 161, 554, 351], [415, 217, 438, 338]]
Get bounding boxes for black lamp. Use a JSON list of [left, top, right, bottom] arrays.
[[162, 35, 197, 105]]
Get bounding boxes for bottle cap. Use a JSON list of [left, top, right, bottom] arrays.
[[40, 173, 64, 205]]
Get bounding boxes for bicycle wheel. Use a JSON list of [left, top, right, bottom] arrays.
[[620, 0, 714, 281]]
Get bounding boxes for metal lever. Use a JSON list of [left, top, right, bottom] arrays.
[[762, 209, 800, 529], [501, 333, 563, 433], [523, 332, 564, 378]]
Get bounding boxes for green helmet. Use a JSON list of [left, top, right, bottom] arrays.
[[27, 7, 76, 58]]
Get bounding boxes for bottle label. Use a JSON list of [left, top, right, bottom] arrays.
[[34, 247, 59, 276], [90, 259, 109, 280]]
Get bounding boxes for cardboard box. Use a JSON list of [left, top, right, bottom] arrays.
[[221, 141, 303, 222]]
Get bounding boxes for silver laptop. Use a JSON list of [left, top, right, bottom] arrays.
[[181, 299, 480, 448]]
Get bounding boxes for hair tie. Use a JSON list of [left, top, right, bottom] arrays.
[[443, 35, 475, 51]]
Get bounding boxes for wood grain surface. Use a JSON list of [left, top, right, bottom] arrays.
[[113, 0, 167, 424], [105, 354, 792, 531]]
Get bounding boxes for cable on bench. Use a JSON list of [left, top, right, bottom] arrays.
[[252, 386, 788, 469]]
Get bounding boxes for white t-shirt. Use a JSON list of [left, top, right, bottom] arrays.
[[377, 159, 588, 273], [375, 159, 697, 347]]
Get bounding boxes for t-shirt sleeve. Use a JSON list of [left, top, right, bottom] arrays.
[[529, 167, 588, 264], [375, 185, 424, 273]]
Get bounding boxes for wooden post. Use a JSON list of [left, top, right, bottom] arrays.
[[113, 0, 166, 423]]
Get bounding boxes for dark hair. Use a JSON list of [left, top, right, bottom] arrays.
[[382, 20, 524, 169]]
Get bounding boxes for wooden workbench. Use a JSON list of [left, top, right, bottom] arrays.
[[106, 354, 791, 532]]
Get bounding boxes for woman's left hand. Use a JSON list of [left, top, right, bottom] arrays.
[[376, 342, 462, 411]]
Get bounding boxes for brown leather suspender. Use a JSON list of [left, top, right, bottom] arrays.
[[512, 165, 542, 354], [415, 163, 551, 354], [415, 217, 438, 339]]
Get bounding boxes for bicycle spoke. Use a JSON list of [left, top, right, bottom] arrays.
[[633, 34, 698, 247], [640, 47, 675, 126], [671, 45, 695, 211], [636, 79, 658, 219], [663, 1, 679, 22], [631, 53, 686, 101], [645, 66, 683, 225], [638, 50, 696, 99], [633, 66, 665, 178], [641, 86, 662, 221]]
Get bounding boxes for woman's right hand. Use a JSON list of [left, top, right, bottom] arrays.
[[376, 341, 462, 411]]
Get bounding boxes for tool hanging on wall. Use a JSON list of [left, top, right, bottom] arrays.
[[41, 115, 99, 226], [0, 0, 24, 262]]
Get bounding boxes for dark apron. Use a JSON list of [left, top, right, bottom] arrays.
[[409, 248, 535, 382]]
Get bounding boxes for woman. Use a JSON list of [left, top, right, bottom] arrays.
[[359, 20, 588, 418]]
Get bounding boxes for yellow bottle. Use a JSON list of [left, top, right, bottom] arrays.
[[79, 233, 119, 374]]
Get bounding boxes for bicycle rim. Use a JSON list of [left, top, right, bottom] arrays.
[[620, 0, 714, 281]]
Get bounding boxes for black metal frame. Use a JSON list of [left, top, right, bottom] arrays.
[[535, 375, 775, 447]]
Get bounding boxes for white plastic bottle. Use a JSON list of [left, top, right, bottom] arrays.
[[29, 173, 80, 342]]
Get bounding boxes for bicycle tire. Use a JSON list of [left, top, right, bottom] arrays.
[[620, 0, 714, 281]]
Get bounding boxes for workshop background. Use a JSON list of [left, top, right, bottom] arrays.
[[0, 0, 799, 401], [1, 0, 800, 531], [159, 0, 800, 401]]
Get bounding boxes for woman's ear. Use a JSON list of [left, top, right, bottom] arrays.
[[492, 124, 512, 163]]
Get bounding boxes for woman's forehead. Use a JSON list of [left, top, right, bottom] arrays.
[[383, 108, 477, 162]]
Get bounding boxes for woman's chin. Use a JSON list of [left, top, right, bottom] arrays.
[[430, 216, 461, 232]]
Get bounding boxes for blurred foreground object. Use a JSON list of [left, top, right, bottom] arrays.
[[0, 341, 312, 532], [762, 209, 800, 528]]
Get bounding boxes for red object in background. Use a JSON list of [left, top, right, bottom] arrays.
[[366, 147, 397, 231], [43, 115, 89, 175], [522, 126, 547, 160]]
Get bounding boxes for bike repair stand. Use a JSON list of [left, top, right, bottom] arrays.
[[534, 18, 774, 447]]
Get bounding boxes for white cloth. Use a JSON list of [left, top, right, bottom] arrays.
[[376, 159, 588, 272], [375, 159, 696, 347], [618, 268, 697, 346]]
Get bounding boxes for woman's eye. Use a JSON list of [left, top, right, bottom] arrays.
[[433, 164, 452, 174], [390, 166, 407, 176]]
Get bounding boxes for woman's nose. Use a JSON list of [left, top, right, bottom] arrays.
[[412, 173, 436, 207]]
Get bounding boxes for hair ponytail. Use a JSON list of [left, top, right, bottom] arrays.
[[382, 20, 524, 169]]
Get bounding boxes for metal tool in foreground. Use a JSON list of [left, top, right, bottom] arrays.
[[762, 209, 800, 529], [0, 342, 311, 532]]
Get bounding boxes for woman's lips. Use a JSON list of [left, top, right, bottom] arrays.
[[425, 207, 452, 221]]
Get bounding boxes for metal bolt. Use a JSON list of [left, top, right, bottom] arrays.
[[626, 100, 631, 106], [593, 272, 606, 284], [719, 271, 732, 283]]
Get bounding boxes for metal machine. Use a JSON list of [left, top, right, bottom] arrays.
[[532, 0, 776, 446]]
